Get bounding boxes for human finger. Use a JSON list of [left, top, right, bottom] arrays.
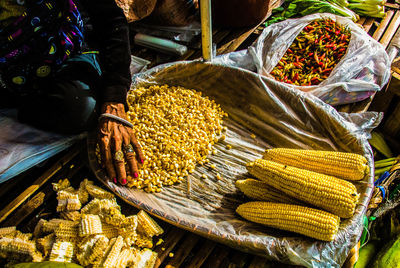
[[120, 125, 139, 179], [99, 131, 117, 183], [129, 128, 145, 165], [112, 123, 127, 185]]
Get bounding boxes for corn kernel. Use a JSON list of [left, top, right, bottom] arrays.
[[169, 252, 174, 257]]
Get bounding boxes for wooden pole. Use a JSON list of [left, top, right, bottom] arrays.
[[200, 0, 213, 61]]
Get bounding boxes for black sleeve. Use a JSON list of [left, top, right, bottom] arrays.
[[80, 0, 131, 105]]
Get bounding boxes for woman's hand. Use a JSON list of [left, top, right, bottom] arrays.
[[98, 102, 144, 185]]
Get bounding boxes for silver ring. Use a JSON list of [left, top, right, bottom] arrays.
[[123, 144, 134, 154]]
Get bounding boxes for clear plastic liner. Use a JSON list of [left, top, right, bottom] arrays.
[[88, 61, 376, 267], [249, 13, 391, 106]]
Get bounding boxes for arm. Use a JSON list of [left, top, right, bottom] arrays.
[[81, 0, 131, 104], [82, 0, 144, 185]]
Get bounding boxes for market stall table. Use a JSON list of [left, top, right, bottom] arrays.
[[1, 2, 400, 266]]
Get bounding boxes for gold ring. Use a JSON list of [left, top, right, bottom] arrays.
[[114, 150, 124, 161], [123, 144, 134, 153]]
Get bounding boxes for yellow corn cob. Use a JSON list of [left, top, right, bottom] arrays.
[[137, 210, 164, 237], [79, 214, 103, 236], [263, 148, 369, 181], [247, 159, 359, 218], [101, 223, 120, 239], [115, 248, 136, 268], [36, 233, 55, 257], [0, 226, 16, 238], [14, 231, 32, 241], [0, 237, 43, 262], [87, 235, 109, 265], [57, 190, 82, 212], [85, 183, 115, 200], [42, 219, 74, 233], [122, 215, 138, 228], [60, 211, 82, 222], [134, 248, 158, 268], [236, 202, 340, 241], [54, 222, 79, 242], [81, 198, 101, 215], [135, 233, 153, 248], [49, 241, 74, 262], [235, 178, 303, 205], [52, 178, 71, 192], [101, 235, 124, 268], [78, 178, 92, 204], [119, 225, 137, 247], [77, 235, 109, 266], [33, 219, 46, 238]]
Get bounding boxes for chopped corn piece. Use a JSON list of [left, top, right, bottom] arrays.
[[169, 252, 174, 257]]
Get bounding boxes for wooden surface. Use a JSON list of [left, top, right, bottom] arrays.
[[1, 3, 400, 268]]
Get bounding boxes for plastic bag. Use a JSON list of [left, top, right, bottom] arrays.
[[88, 61, 377, 267], [0, 109, 84, 183], [249, 13, 391, 106]]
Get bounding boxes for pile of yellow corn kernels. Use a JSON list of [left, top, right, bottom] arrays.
[[0, 179, 163, 267], [126, 84, 227, 192]]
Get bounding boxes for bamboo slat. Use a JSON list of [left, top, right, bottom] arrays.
[[0, 146, 80, 223], [372, 10, 395, 40], [380, 10, 400, 48]]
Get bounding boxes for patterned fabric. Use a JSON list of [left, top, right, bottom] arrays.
[[0, 0, 27, 27], [0, 0, 84, 95]]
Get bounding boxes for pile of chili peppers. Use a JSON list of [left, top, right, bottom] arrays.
[[270, 18, 351, 86]]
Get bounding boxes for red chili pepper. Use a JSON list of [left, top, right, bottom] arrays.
[[287, 48, 293, 53], [293, 73, 299, 81], [293, 62, 302, 68], [335, 30, 340, 35]]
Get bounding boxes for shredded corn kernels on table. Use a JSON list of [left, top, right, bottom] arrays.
[[126, 84, 227, 192], [0, 178, 163, 268]]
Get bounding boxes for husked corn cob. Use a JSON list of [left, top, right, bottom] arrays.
[[115, 248, 136, 268], [57, 190, 81, 212], [36, 233, 55, 257], [101, 236, 124, 268], [52, 178, 71, 192], [101, 223, 120, 239], [77, 235, 109, 266], [54, 222, 79, 242], [60, 211, 82, 222], [119, 226, 137, 247], [263, 148, 369, 181], [85, 183, 114, 200], [78, 178, 92, 204], [0, 237, 43, 262], [87, 235, 109, 265], [42, 219, 75, 233], [137, 210, 163, 237], [0, 227, 16, 238], [235, 178, 303, 204], [236, 202, 340, 241], [134, 248, 158, 268], [49, 241, 74, 262], [33, 219, 46, 238], [79, 214, 102, 236], [14, 231, 32, 241], [122, 215, 138, 228], [135, 234, 153, 248], [247, 159, 359, 218]]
